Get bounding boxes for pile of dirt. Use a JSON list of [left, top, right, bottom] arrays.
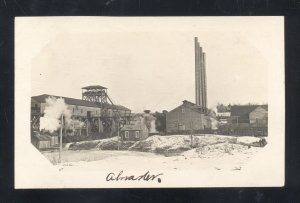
[[128, 135, 192, 155], [68, 139, 103, 150], [194, 135, 267, 147], [68, 134, 267, 155], [96, 139, 135, 150], [236, 137, 267, 147], [68, 137, 135, 150], [128, 134, 267, 156], [182, 143, 250, 158], [192, 135, 237, 147]]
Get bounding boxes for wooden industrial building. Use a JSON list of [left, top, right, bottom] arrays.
[[31, 85, 131, 150], [166, 100, 211, 133], [229, 105, 268, 126], [166, 38, 211, 134], [218, 105, 268, 136], [31, 94, 131, 136]]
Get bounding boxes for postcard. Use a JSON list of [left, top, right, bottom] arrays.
[[15, 17, 284, 188]]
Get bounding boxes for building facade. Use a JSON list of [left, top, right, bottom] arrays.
[[166, 100, 211, 133], [120, 116, 149, 141], [31, 94, 131, 138], [249, 106, 268, 126], [229, 105, 268, 126], [216, 111, 231, 124]]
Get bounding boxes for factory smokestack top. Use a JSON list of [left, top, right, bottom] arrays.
[[194, 37, 207, 112]]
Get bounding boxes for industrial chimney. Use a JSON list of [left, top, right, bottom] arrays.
[[194, 37, 207, 112]]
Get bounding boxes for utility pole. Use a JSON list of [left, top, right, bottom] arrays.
[[86, 117, 89, 137], [189, 121, 194, 148], [59, 114, 63, 163]]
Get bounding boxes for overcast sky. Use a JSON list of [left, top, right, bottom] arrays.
[[29, 17, 283, 113]]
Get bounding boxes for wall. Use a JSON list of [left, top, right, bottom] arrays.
[[166, 105, 207, 133], [38, 140, 50, 149], [39, 102, 101, 117], [50, 136, 59, 146], [121, 130, 142, 141], [37, 100, 130, 119], [31, 99, 41, 115], [68, 105, 101, 117], [116, 109, 131, 117], [101, 108, 113, 117], [31, 99, 41, 108], [249, 106, 268, 125]]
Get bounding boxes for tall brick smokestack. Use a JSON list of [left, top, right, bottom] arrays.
[[194, 37, 207, 110]]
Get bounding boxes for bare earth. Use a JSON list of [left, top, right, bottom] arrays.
[[43, 146, 263, 172]]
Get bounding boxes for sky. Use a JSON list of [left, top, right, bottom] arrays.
[[29, 17, 283, 113]]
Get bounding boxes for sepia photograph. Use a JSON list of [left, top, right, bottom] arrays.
[[15, 17, 284, 188]]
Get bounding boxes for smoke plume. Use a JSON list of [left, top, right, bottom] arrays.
[[40, 97, 71, 133]]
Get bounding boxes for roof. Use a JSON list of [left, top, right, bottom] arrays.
[[231, 105, 268, 117], [121, 123, 143, 131], [260, 105, 268, 111], [33, 133, 52, 141], [169, 100, 205, 114], [32, 94, 100, 108], [101, 103, 131, 111], [82, 85, 107, 89], [31, 94, 131, 111]]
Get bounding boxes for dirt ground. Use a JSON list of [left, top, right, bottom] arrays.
[[43, 146, 263, 172], [42, 134, 266, 172]]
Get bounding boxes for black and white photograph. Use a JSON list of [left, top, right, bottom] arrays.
[[15, 17, 284, 188]]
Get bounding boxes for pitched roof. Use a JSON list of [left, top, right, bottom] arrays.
[[230, 105, 268, 117], [170, 100, 205, 114], [32, 94, 100, 108], [33, 133, 52, 141], [260, 105, 268, 111], [82, 85, 107, 89], [101, 103, 131, 111], [121, 123, 143, 131], [31, 94, 131, 111]]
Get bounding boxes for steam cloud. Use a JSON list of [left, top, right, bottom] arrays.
[[150, 120, 157, 133], [40, 97, 71, 132], [39, 97, 86, 134]]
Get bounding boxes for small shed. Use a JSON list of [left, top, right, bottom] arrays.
[[31, 133, 52, 149], [120, 123, 149, 141]]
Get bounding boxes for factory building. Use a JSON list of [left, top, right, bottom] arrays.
[[217, 105, 268, 136], [166, 37, 211, 133], [166, 100, 211, 133], [229, 105, 268, 126], [31, 85, 131, 144]]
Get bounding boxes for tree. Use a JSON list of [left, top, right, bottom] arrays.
[[154, 111, 166, 133], [207, 108, 217, 118], [216, 103, 231, 112]]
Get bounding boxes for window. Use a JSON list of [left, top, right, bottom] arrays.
[[181, 107, 185, 113], [73, 108, 74, 113], [135, 131, 140, 138], [125, 131, 129, 138]]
